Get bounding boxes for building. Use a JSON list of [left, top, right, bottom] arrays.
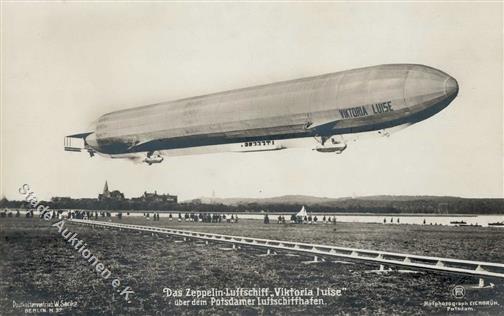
[[98, 181, 125, 201], [134, 190, 177, 204]]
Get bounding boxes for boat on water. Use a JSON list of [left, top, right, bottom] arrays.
[[450, 220, 467, 225], [488, 221, 504, 226]]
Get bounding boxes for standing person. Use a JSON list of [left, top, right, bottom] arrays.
[[264, 214, 269, 224]]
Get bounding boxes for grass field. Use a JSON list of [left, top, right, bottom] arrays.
[[1, 217, 503, 315]]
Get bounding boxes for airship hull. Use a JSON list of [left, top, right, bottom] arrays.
[[71, 64, 458, 160]]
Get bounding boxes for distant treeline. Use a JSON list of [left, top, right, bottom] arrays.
[[1, 196, 503, 214], [239, 199, 504, 214], [0, 198, 177, 211]]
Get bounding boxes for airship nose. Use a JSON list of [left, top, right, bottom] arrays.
[[404, 65, 459, 110], [444, 77, 459, 97]]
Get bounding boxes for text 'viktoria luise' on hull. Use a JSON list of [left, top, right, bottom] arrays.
[[64, 64, 458, 164]]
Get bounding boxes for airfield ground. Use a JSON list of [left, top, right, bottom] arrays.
[[1, 217, 503, 315]]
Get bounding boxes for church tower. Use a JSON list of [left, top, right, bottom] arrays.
[[102, 181, 110, 199]]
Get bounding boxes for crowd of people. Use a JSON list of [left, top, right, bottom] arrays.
[[70, 210, 112, 219], [1, 209, 242, 224], [1, 209, 34, 218], [263, 214, 337, 224], [142, 212, 240, 223], [3, 208, 340, 225], [1, 209, 479, 227], [160, 212, 240, 223]]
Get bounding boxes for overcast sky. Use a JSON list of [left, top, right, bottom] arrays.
[[1, 2, 502, 201]]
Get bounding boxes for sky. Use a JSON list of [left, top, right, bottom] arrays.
[[1, 2, 503, 201]]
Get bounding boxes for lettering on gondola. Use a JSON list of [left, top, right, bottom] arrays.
[[241, 140, 276, 148]]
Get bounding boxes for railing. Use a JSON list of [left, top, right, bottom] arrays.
[[68, 219, 504, 279]]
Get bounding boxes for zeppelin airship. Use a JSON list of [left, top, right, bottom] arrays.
[[64, 64, 458, 165]]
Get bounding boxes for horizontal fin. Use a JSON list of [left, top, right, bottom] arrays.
[[128, 139, 157, 151], [66, 132, 93, 139], [307, 119, 337, 132]]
